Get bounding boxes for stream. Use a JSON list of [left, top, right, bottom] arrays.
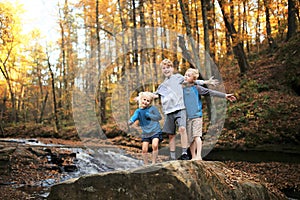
[[0, 138, 299, 199], [0, 138, 144, 199]]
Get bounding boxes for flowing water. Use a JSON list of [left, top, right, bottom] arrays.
[[0, 138, 143, 199]]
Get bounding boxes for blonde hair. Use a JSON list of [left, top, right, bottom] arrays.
[[186, 68, 199, 80], [137, 92, 155, 108], [160, 58, 173, 68]]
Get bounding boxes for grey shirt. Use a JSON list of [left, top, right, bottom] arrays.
[[156, 74, 204, 115]]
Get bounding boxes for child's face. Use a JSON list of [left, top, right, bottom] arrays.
[[184, 71, 195, 83], [161, 64, 174, 78], [140, 96, 152, 108]]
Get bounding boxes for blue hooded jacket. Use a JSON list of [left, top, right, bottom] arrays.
[[183, 85, 226, 119]]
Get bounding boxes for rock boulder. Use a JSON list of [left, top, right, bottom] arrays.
[[48, 160, 286, 200]]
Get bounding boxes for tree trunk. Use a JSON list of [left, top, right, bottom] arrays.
[[0, 57, 17, 123], [202, 0, 219, 123], [287, 0, 298, 41], [193, 0, 201, 45], [242, 1, 250, 53], [131, 0, 141, 92], [263, 0, 278, 50], [178, 0, 202, 71], [139, 0, 147, 91], [0, 89, 7, 135], [150, 0, 158, 88], [255, 0, 262, 53], [39, 90, 48, 124], [47, 55, 60, 133], [118, 0, 130, 125], [226, 0, 234, 56], [58, 8, 66, 119], [218, 0, 250, 74], [201, 0, 216, 76], [96, 0, 104, 123], [207, 0, 217, 60]]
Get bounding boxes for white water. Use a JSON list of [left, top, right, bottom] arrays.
[[0, 138, 143, 184]]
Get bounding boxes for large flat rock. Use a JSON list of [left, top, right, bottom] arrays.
[[48, 160, 286, 200]]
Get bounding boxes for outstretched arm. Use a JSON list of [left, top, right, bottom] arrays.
[[225, 94, 237, 102], [197, 85, 237, 102], [128, 109, 140, 125]]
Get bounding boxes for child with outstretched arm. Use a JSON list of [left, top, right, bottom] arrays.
[[182, 68, 236, 160], [153, 59, 219, 160], [128, 92, 163, 165]]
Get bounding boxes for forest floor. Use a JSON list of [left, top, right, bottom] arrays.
[[1, 35, 300, 199]]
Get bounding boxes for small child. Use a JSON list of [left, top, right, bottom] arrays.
[[154, 59, 218, 160], [183, 68, 236, 160], [128, 92, 163, 165]]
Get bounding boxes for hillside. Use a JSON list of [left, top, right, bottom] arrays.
[[218, 33, 300, 151]]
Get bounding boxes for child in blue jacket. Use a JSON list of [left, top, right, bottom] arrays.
[[183, 68, 236, 160], [128, 92, 163, 165]]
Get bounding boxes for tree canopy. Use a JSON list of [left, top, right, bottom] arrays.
[[0, 0, 299, 132]]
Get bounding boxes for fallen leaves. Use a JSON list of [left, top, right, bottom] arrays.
[[223, 161, 300, 193]]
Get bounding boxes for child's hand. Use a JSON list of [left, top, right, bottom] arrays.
[[128, 120, 134, 126], [152, 94, 159, 99], [225, 94, 237, 102], [205, 76, 219, 86]]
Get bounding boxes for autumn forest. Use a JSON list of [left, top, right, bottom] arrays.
[[0, 0, 299, 140], [0, 0, 300, 199]]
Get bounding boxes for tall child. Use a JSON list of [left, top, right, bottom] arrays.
[[183, 68, 236, 160], [154, 59, 218, 160], [128, 92, 163, 165]]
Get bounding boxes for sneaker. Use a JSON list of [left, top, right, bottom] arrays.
[[178, 153, 190, 160]]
